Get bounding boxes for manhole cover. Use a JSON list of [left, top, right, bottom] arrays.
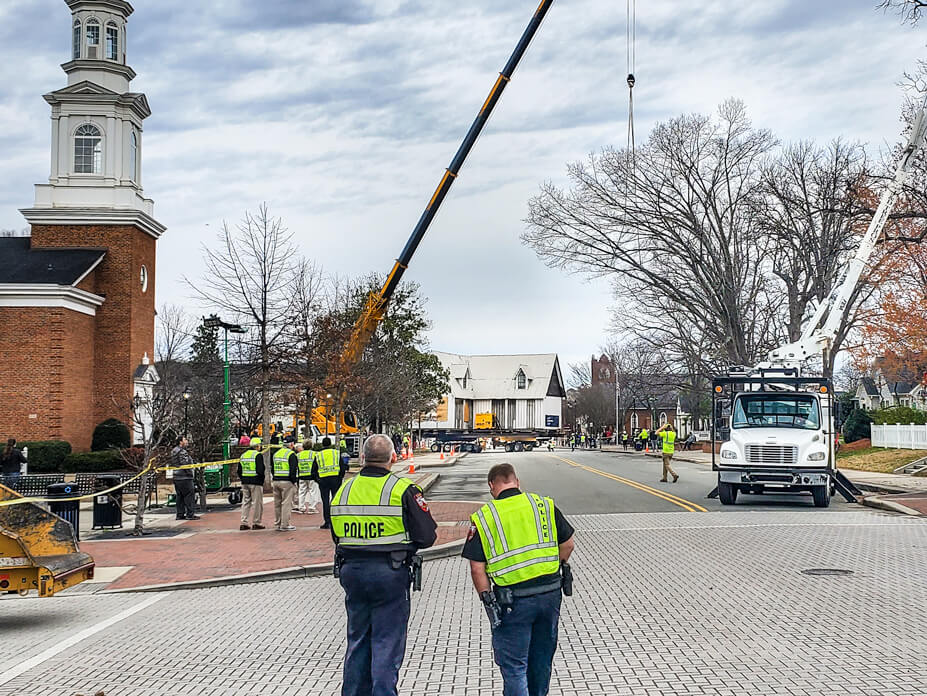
[[800, 568, 854, 577]]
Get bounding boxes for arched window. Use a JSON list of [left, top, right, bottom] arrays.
[[74, 124, 102, 174], [129, 130, 138, 180], [86, 18, 100, 59], [659, 412, 668, 426], [72, 20, 81, 59], [631, 412, 639, 430], [105, 22, 119, 61], [516, 370, 526, 390]]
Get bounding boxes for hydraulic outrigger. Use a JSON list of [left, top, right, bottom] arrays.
[[341, 0, 555, 366]]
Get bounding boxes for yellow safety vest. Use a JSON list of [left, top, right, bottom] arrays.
[[297, 450, 313, 478], [331, 474, 414, 549], [660, 431, 676, 454], [471, 492, 560, 587], [317, 448, 340, 478], [273, 448, 293, 477], [240, 449, 258, 477]]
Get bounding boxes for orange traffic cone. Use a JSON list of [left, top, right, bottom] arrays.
[[408, 460, 416, 474], [439, 450, 444, 460]]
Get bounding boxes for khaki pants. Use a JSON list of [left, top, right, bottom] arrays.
[[273, 480, 296, 528], [240, 484, 264, 525], [661, 453, 677, 481]]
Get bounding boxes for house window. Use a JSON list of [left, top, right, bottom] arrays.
[[631, 412, 639, 429], [86, 19, 100, 59], [129, 130, 138, 180], [74, 124, 102, 174], [106, 22, 119, 60], [516, 370, 526, 390], [659, 412, 668, 426], [72, 20, 81, 59]]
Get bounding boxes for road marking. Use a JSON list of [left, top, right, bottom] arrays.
[[551, 455, 707, 512], [576, 522, 922, 532], [0, 592, 167, 687]]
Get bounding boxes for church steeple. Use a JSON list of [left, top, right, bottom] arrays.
[[21, 0, 163, 240]]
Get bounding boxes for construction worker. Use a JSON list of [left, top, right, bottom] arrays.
[[295, 441, 320, 515], [271, 441, 298, 531], [312, 436, 349, 530], [639, 427, 649, 450], [237, 437, 266, 530], [331, 434, 437, 696], [656, 422, 679, 483], [463, 462, 575, 696]]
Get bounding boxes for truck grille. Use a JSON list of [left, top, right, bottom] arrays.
[[745, 444, 798, 465]]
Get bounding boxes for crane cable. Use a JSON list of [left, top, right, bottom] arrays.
[[626, 0, 636, 161]]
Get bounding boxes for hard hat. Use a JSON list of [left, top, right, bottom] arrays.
[[251, 437, 262, 446]]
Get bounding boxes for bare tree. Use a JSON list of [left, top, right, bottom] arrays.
[[524, 100, 782, 374], [190, 204, 299, 444], [878, 0, 927, 24]]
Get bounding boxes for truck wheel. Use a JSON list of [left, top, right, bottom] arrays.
[[718, 481, 738, 506], [504, 443, 514, 453], [525, 444, 534, 452], [430, 443, 440, 453], [515, 442, 525, 453], [812, 486, 831, 508]]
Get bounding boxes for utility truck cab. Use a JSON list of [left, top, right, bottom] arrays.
[[712, 371, 837, 507]]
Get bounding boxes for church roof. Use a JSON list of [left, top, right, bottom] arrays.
[[0, 237, 105, 285]]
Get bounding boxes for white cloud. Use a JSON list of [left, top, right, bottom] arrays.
[[0, 0, 923, 370]]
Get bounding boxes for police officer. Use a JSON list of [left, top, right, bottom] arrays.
[[237, 437, 265, 530], [331, 434, 437, 696], [462, 462, 575, 696], [271, 441, 298, 530], [312, 436, 349, 530]]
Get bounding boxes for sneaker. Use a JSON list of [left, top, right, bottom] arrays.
[[672, 474, 679, 483], [320, 523, 331, 530], [292, 509, 304, 514], [252, 524, 266, 530], [278, 525, 296, 531], [659, 479, 668, 483], [239, 524, 250, 531], [307, 507, 318, 514]]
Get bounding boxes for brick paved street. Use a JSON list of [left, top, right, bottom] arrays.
[[2, 509, 925, 695]]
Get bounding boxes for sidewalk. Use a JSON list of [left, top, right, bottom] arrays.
[[74, 469, 478, 593]]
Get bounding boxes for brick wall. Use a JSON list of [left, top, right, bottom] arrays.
[[31, 224, 156, 430], [0, 307, 95, 451]]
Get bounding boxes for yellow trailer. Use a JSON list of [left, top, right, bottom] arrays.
[[0, 484, 94, 597]]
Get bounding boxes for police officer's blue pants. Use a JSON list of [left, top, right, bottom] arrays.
[[340, 557, 411, 696], [492, 590, 562, 696]]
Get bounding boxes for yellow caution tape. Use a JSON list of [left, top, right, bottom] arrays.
[[0, 448, 282, 507]]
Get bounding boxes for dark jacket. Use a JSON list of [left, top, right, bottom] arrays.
[[272, 450, 298, 483], [170, 446, 195, 480], [0, 448, 26, 475], [236, 452, 265, 486]]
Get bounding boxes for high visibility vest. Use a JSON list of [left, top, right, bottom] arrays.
[[273, 448, 293, 477], [640, 429, 648, 440], [660, 431, 676, 454], [471, 492, 560, 587], [331, 473, 414, 548], [317, 448, 340, 477], [297, 450, 313, 478], [240, 449, 258, 477]]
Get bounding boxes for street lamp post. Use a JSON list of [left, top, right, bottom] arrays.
[[182, 385, 191, 436], [204, 315, 247, 460]]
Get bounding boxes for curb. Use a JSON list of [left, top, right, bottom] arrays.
[[100, 533, 467, 594], [861, 495, 924, 517]]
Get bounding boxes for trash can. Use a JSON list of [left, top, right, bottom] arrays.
[[47, 482, 80, 541], [92, 475, 123, 530]]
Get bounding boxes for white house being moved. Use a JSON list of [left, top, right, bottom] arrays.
[[422, 352, 566, 431]]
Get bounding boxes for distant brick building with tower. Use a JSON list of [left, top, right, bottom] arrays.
[[0, 1, 162, 451]]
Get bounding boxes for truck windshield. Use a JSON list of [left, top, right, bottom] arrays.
[[731, 395, 820, 430]]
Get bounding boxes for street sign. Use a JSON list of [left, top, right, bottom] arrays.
[[545, 415, 560, 428]]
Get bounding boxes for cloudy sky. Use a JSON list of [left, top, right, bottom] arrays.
[[0, 0, 923, 373]]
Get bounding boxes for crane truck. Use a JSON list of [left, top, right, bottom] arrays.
[[711, 98, 927, 507]]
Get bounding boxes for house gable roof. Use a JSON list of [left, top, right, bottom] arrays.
[[0, 237, 106, 285], [434, 352, 564, 400]]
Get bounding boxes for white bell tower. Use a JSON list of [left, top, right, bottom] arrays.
[[21, 0, 163, 239]]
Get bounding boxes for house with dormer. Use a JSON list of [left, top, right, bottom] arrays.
[[420, 353, 566, 431]]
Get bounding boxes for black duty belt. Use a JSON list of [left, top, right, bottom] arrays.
[[510, 579, 562, 598]]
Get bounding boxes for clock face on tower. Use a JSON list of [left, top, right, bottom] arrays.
[[140, 264, 148, 293]]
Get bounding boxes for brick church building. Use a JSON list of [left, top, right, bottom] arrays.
[[0, 1, 162, 451]]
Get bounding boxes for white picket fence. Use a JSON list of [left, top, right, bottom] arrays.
[[870, 424, 927, 449]]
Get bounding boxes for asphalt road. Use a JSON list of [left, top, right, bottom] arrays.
[[427, 447, 861, 515]]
